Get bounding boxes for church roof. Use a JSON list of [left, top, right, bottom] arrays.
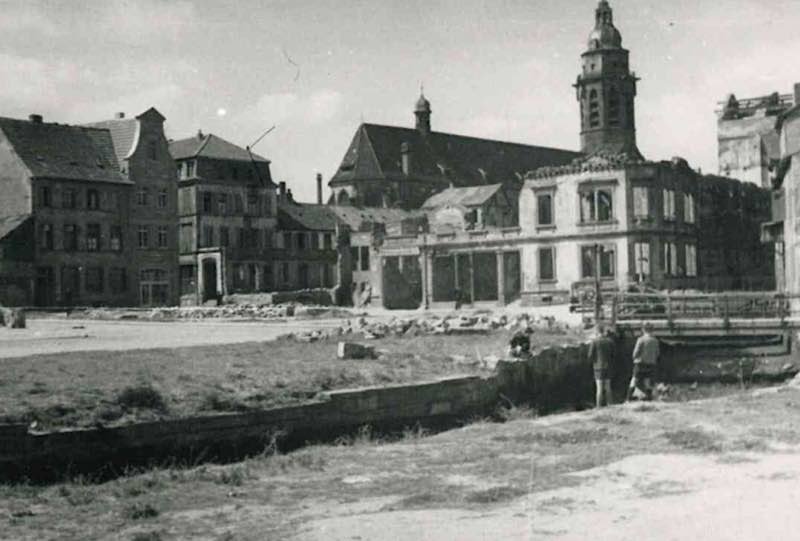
[[330, 123, 580, 189], [0, 117, 129, 184], [169, 133, 270, 163]]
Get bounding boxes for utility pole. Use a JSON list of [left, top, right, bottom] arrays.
[[594, 243, 602, 324]]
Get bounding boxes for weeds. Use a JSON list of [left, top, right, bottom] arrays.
[[199, 391, 249, 413], [464, 485, 527, 504], [122, 501, 160, 520], [116, 385, 167, 412], [663, 428, 723, 453]]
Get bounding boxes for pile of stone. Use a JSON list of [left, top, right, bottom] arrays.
[[0, 307, 26, 329], [76, 303, 357, 322]]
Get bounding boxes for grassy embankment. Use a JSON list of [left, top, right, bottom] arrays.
[[0, 328, 583, 430]]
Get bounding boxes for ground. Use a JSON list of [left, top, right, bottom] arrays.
[[2, 383, 799, 540]]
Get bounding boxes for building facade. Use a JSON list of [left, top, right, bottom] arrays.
[[717, 88, 797, 188], [88, 108, 179, 306], [0, 115, 137, 307], [170, 132, 278, 305]]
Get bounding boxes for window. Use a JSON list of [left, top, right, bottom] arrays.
[[581, 245, 616, 278], [63, 224, 78, 251], [685, 243, 698, 277], [202, 192, 213, 213], [634, 241, 651, 280], [85, 267, 104, 294], [39, 186, 52, 208], [247, 193, 258, 215], [87, 189, 100, 210], [148, 141, 157, 161], [310, 232, 320, 250], [323, 233, 333, 250], [238, 227, 246, 248], [684, 193, 696, 224], [351, 247, 359, 271], [40, 223, 53, 250], [220, 226, 229, 247], [281, 262, 290, 284], [110, 225, 123, 251], [157, 226, 168, 248], [663, 242, 678, 275], [137, 188, 149, 206], [296, 232, 306, 250], [218, 193, 227, 215], [86, 223, 101, 252], [263, 264, 273, 290], [109, 268, 127, 294], [234, 195, 243, 214], [137, 226, 149, 249], [537, 193, 554, 226], [633, 186, 650, 219], [158, 189, 168, 209], [283, 232, 292, 251], [62, 188, 77, 209], [608, 88, 620, 126], [360, 246, 370, 271], [539, 247, 555, 281], [185, 161, 195, 178], [249, 228, 260, 249], [263, 229, 272, 249], [231, 166, 238, 180], [663, 189, 676, 221], [579, 187, 613, 223], [589, 89, 600, 128], [263, 195, 273, 217], [203, 225, 214, 248]]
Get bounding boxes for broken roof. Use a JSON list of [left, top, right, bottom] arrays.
[[0, 117, 128, 184], [169, 133, 269, 163], [278, 203, 422, 232], [0, 214, 31, 242], [330, 123, 580, 188], [422, 184, 503, 210]]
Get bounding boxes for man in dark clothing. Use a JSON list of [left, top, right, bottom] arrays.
[[627, 322, 660, 401], [588, 325, 615, 408]]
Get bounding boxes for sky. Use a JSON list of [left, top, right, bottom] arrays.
[[1, 0, 798, 202]]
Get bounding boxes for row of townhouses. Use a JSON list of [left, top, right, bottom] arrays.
[[0, 1, 784, 309]]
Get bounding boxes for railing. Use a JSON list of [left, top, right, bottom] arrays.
[[609, 292, 794, 322]]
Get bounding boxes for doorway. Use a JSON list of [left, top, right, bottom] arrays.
[[201, 260, 218, 302]]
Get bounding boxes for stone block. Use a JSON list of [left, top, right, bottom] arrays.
[[337, 341, 377, 360]]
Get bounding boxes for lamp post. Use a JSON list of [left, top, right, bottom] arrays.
[[594, 243, 602, 324]]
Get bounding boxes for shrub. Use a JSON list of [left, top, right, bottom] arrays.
[[123, 501, 160, 520], [116, 385, 167, 412]]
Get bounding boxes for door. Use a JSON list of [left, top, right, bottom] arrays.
[[35, 267, 54, 306], [201, 261, 218, 302]]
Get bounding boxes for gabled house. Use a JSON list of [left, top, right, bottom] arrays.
[[0, 114, 135, 306], [169, 131, 277, 305], [87, 108, 179, 306]]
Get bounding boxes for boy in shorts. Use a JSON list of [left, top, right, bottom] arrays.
[[628, 322, 660, 401]]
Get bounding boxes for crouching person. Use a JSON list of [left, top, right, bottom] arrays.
[[628, 322, 660, 401], [588, 324, 615, 408]]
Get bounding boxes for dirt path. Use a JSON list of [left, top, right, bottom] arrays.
[[302, 448, 800, 540]]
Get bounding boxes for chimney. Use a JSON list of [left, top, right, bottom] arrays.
[[279, 181, 287, 201], [794, 83, 800, 107], [401, 142, 412, 175], [316, 173, 323, 205], [197, 129, 204, 140], [115, 112, 125, 119], [29, 114, 42, 124], [287, 189, 294, 202]]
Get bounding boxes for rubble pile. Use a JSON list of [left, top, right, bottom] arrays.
[[289, 312, 569, 344], [77, 303, 354, 322]]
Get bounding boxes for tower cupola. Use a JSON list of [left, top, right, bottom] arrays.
[[574, 1, 640, 156], [414, 91, 431, 135]]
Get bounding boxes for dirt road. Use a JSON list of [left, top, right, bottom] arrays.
[[0, 318, 347, 358]]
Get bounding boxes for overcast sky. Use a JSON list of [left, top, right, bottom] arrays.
[[1, 0, 797, 202]]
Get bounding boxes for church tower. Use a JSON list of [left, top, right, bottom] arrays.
[[575, 1, 640, 156]]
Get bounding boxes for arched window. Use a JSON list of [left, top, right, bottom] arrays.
[[608, 87, 620, 127], [589, 89, 600, 128]]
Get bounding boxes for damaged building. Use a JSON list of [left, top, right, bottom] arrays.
[[371, 0, 774, 310]]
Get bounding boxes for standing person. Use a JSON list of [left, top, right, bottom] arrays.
[[588, 324, 615, 408], [628, 322, 660, 401]]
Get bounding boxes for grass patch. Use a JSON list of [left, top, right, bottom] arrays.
[[122, 501, 160, 520], [116, 385, 167, 412], [464, 485, 527, 504], [663, 428, 723, 453]]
